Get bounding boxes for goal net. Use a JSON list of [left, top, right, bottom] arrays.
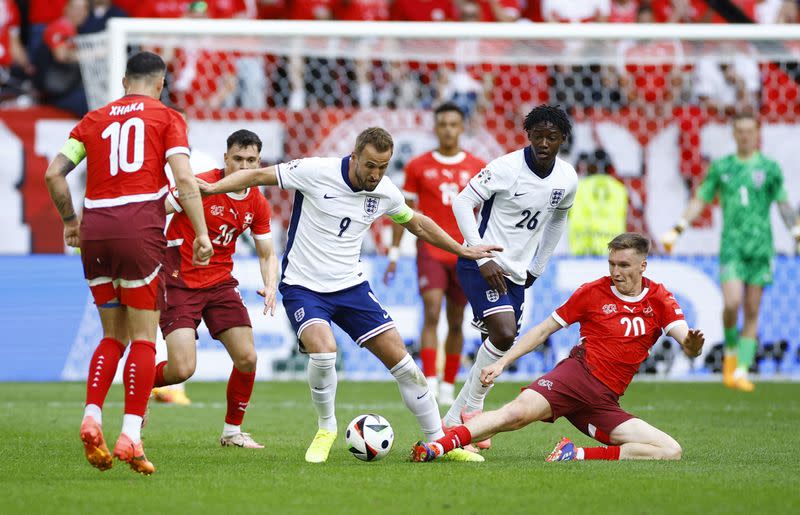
[[72, 20, 800, 380]]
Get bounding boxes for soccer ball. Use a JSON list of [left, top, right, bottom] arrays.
[[345, 414, 394, 462]]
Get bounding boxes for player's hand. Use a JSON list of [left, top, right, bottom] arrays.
[[525, 272, 538, 289], [192, 234, 214, 266], [479, 259, 509, 295], [682, 328, 705, 357], [480, 361, 505, 386], [460, 244, 502, 261], [660, 228, 680, 254], [257, 286, 277, 316], [63, 217, 80, 248], [382, 260, 397, 286], [196, 178, 216, 196]]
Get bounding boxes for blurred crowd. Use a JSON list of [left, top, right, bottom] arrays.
[[0, 0, 798, 116]]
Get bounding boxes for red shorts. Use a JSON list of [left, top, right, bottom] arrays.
[[81, 237, 166, 310], [525, 351, 635, 445], [160, 278, 251, 339], [416, 244, 467, 305]]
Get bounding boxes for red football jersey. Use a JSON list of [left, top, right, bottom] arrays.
[[553, 276, 686, 395], [70, 94, 189, 241], [403, 150, 485, 264], [165, 169, 272, 289]]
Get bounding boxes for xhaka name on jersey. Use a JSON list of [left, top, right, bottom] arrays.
[[109, 102, 144, 116]]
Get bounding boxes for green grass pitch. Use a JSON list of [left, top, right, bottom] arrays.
[[1, 381, 798, 514]]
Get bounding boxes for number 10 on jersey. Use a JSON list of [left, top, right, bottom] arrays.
[[101, 117, 145, 176]]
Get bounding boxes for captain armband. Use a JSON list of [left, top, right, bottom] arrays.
[[60, 138, 86, 165]]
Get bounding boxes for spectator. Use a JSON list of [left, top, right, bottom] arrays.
[[609, 0, 638, 22], [392, 0, 457, 21], [256, 0, 288, 19], [465, 0, 521, 21], [651, 0, 709, 23], [133, 0, 191, 18], [167, 1, 238, 110], [33, 0, 89, 116], [693, 45, 760, 115], [616, 4, 686, 115], [1, 0, 34, 100], [521, 0, 543, 22], [27, 0, 68, 62], [542, 0, 609, 22], [79, 0, 128, 34], [332, 0, 390, 20]]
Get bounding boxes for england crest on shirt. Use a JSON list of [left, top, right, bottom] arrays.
[[549, 188, 565, 207], [752, 170, 765, 188], [363, 195, 380, 220]]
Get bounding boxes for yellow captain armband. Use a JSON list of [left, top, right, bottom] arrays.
[[388, 204, 414, 224], [60, 138, 86, 165]]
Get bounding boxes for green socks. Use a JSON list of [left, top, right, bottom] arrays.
[[737, 337, 758, 371], [724, 327, 738, 353]]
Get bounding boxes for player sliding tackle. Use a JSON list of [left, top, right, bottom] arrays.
[[413, 233, 705, 462], [200, 127, 500, 463]]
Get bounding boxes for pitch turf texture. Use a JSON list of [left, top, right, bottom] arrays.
[[2, 382, 797, 515]]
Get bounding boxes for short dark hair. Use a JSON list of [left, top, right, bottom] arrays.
[[608, 232, 651, 257], [125, 52, 166, 79], [354, 127, 393, 155], [227, 129, 262, 152], [523, 104, 572, 139], [434, 102, 465, 120]]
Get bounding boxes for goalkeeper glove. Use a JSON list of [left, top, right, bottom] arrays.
[[661, 219, 687, 254]]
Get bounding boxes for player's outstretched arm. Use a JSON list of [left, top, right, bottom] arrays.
[[401, 212, 501, 262], [777, 201, 800, 252], [198, 166, 278, 195], [480, 316, 562, 386], [383, 199, 415, 286], [169, 153, 213, 266], [528, 208, 569, 282], [667, 322, 705, 358], [661, 197, 706, 254], [44, 152, 80, 247], [255, 237, 279, 316]]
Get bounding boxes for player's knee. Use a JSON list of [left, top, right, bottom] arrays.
[[172, 361, 196, 383], [234, 349, 258, 373], [423, 307, 440, 327], [490, 328, 516, 350], [501, 401, 534, 430], [659, 438, 682, 460]]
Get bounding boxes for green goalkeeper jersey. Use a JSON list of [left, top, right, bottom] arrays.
[[697, 152, 788, 259]]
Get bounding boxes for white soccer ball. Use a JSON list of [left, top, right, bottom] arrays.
[[345, 414, 394, 462]]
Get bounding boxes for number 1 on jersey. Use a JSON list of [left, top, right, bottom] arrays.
[[101, 117, 145, 176]]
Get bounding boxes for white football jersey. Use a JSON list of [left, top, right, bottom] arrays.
[[277, 156, 411, 292], [467, 147, 578, 285]]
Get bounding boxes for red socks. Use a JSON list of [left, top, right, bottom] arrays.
[[153, 360, 169, 388], [420, 348, 437, 378], [443, 353, 460, 384], [225, 367, 256, 425], [436, 425, 472, 454], [85, 337, 126, 408], [123, 340, 156, 417], [581, 446, 621, 460]]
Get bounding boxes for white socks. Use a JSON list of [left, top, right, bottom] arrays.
[[121, 414, 143, 443], [465, 339, 505, 411], [222, 423, 241, 437], [444, 339, 506, 426], [390, 354, 444, 440], [83, 403, 102, 425], [308, 352, 338, 432]]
